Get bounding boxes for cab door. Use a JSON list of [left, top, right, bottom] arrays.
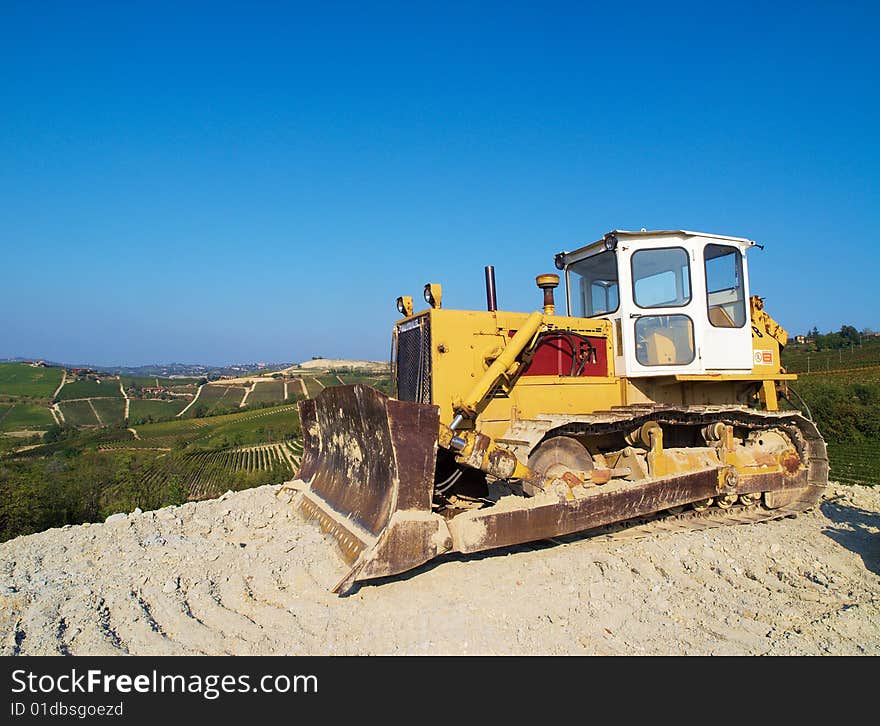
[[617, 239, 703, 377], [700, 241, 753, 371]]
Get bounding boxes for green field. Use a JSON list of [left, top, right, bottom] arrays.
[[339, 373, 376, 385], [827, 442, 880, 485], [184, 404, 299, 448], [1, 396, 303, 541], [121, 376, 201, 388], [56, 378, 123, 401], [277, 373, 391, 398], [314, 374, 342, 388], [338, 373, 393, 394], [91, 398, 126, 426], [783, 338, 880, 374], [59, 400, 100, 426], [787, 363, 879, 486], [0, 363, 63, 398], [98, 403, 300, 451], [248, 381, 286, 404], [302, 377, 324, 398], [136, 440, 303, 500], [0, 403, 55, 432], [98, 404, 302, 496], [188, 385, 245, 415], [128, 398, 189, 424], [120, 376, 161, 387], [794, 366, 880, 387]]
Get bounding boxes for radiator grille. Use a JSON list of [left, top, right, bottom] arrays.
[[396, 316, 432, 403]]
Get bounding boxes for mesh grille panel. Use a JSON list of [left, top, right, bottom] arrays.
[[396, 316, 432, 403]]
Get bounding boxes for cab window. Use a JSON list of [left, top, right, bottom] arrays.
[[704, 244, 746, 328], [635, 315, 695, 366], [569, 249, 619, 316], [631, 247, 691, 308]]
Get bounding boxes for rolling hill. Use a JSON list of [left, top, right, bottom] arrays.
[[0, 361, 390, 542]]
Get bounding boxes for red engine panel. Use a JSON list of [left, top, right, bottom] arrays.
[[518, 332, 608, 377]]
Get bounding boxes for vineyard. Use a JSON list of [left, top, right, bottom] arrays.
[[786, 360, 879, 487], [128, 398, 189, 424], [782, 338, 880, 373], [302, 377, 325, 398], [0, 403, 55, 432], [826, 443, 880, 486], [99, 404, 301, 451], [793, 366, 880, 387], [0, 363, 63, 398], [55, 378, 123, 401], [247, 381, 286, 404], [190, 384, 246, 415], [339, 373, 393, 394], [313, 375, 342, 388], [91, 398, 126, 426], [58, 400, 100, 426], [0, 366, 392, 541], [120, 376, 164, 387], [137, 440, 304, 500], [120, 376, 201, 388]]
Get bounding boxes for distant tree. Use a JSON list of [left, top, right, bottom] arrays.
[[839, 325, 860, 345]]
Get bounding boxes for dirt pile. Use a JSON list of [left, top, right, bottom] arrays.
[[1, 483, 877, 655]]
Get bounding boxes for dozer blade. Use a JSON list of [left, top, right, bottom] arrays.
[[289, 385, 452, 594]]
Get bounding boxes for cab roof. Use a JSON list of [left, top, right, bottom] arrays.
[[556, 229, 757, 268]]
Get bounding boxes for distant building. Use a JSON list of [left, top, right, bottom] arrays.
[[794, 335, 806, 344]]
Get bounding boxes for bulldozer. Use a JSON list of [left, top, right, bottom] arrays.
[[283, 229, 828, 594]]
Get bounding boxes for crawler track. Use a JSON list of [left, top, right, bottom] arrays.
[[562, 487, 818, 547], [528, 404, 829, 546]]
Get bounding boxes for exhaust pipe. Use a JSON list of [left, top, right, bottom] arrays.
[[485, 265, 497, 312]]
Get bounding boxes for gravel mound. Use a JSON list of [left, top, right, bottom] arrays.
[[2, 483, 877, 655]]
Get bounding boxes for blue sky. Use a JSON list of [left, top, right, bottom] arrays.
[[1, 1, 878, 365]]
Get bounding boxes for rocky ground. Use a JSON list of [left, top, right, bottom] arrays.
[[1, 482, 877, 656]]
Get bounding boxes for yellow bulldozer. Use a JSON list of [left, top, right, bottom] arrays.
[[284, 229, 828, 593]]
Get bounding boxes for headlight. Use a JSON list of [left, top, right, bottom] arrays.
[[423, 283, 442, 308], [396, 295, 413, 316], [554, 252, 566, 270]]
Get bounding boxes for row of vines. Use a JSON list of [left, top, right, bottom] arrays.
[[136, 441, 304, 501]]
